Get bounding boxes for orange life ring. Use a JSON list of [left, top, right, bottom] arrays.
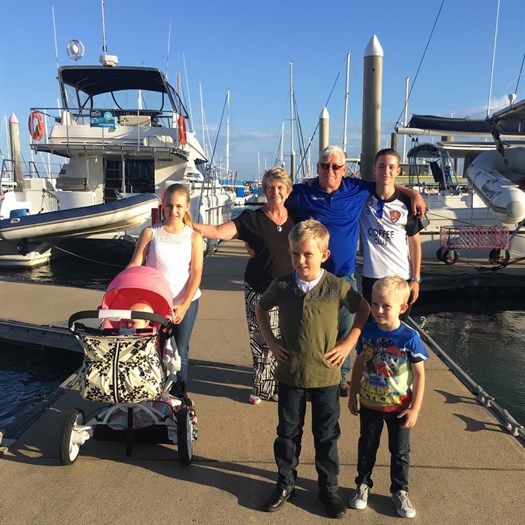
[[28, 111, 45, 142], [177, 114, 187, 145]]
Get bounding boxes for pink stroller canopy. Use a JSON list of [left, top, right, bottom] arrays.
[[102, 266, 172, 318]]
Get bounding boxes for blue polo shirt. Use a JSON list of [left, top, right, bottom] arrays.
[[286, 177, 374, 275]]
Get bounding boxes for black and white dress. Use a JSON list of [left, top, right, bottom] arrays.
[[233, 208, 294, 400]]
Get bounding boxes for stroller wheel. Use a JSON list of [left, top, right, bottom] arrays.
[[60, 408, 86, 465], [176, 408, 193, 466]]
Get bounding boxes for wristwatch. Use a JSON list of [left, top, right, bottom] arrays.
[[411, 277, 422, 284]]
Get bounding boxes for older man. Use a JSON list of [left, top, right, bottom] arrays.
[[286, 145, 425, 396]]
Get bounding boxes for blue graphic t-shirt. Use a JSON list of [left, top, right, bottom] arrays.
[[356, 322, 429, 411]]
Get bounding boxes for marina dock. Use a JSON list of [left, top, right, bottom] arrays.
[[0, 240, 524, 524]]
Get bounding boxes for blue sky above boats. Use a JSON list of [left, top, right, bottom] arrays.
[[0, 0, 524, 178]]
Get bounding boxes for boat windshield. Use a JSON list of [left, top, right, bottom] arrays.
[[58, 66, 188, 123], [64, 84, 171, 115]]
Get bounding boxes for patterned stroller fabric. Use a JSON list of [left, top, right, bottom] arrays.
[[78, 333, 164, 404]]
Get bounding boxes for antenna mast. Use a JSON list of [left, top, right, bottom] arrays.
[[101, 0, 107, 60]]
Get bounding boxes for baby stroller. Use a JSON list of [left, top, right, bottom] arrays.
[[59, 266, 197, 466]]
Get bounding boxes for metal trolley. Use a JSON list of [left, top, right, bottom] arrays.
[[436, 225, 510, 265]]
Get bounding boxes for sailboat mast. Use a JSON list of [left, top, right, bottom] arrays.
[[279, 121, 284, 166], [289, 61, 296, 181], [199, 83, 207, 159], [342, 52, 351, 156], [226, 90, 230, 179], [402, 76, 409, 164], [487, 0, 501, 116]]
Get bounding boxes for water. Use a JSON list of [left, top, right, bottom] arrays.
[[2, 243, 128, 290], [0, 342, 82, 430], [412, 297, 525, 425]]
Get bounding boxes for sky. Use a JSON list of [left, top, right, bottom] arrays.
[[0, 0, 524, 179]]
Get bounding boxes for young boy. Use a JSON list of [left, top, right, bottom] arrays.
[[256, 219, 370, 519], [348, 276, 428, 518], [359, 148, 427, 316]]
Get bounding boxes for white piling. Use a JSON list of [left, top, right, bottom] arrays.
[[319, 107, 329, 157], [9, 113, 24, 189]]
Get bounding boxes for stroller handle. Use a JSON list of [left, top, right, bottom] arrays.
[[68, 310, 172, 330]]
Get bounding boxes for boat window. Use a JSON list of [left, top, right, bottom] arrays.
[[125, 160, 154, 194]]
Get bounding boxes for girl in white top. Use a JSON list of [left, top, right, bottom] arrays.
[[128, 183, 204, 383]]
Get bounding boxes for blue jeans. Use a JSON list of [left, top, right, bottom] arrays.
[[355, 406, 411, 493], [172, 299, 199, 383], [338, 274, 357, 385], [274, 382, 340, 494]]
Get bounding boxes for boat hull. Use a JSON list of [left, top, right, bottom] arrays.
[[466, 147, 525, 225], [0, 193, 160, 241]]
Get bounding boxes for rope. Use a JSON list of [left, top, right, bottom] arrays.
[[47, 242, 129, 268], [395, 0, 445, 127], [514, 52, 525, 95]]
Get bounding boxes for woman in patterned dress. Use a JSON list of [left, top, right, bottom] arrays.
[[194, 167, 293, 404]]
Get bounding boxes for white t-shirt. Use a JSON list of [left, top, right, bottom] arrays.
[[359, 191, 423, 279]]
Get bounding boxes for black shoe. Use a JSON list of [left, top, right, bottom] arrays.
[[319, 492, 347, 519], [339, 383, 350, 397], [263, 486, 295, 512]]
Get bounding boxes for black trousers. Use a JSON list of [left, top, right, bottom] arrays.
[[274, 382, 340, 494], [355, 405, 411, 493]]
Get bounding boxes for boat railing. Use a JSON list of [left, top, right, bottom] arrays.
[[1, 159, 45, 189], [30, 107, 178, 129], [29, 107, 188, 155]]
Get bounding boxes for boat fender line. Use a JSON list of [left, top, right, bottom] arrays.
[[28, 111, 45, 141], [178, 114, 187, 145]]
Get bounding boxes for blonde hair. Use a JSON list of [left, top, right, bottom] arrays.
[[372, 276, 410, 303], [129, 301, 154, 314], [163, 183, 193, 227], [261, 166, 292, 192], [288, 219, 330, 252], [125, 301, 154, 329]]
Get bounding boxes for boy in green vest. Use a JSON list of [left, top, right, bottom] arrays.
[[256, 219, 369, 519]]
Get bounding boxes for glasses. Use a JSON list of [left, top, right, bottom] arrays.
[[375, 200, 385, 219], [319, 162, 345, 171]]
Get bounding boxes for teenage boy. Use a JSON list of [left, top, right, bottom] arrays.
[[359, 148, 427, 315]]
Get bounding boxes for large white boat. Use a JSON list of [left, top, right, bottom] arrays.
[[0, 48, 235, 267], [397, 105, 525, 264]]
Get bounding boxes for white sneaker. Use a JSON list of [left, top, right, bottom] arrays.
[[391, 490, 416, 518], [249, 394, 261, 405], [349, 483, 369, 510]]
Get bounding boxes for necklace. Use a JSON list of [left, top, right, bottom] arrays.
[[263, 207, 287, 232]]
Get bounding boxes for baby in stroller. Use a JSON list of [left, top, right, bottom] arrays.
[[60, 266, 196, 466]]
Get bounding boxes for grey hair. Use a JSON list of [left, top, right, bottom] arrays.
[[319, 145, 346, 163]]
